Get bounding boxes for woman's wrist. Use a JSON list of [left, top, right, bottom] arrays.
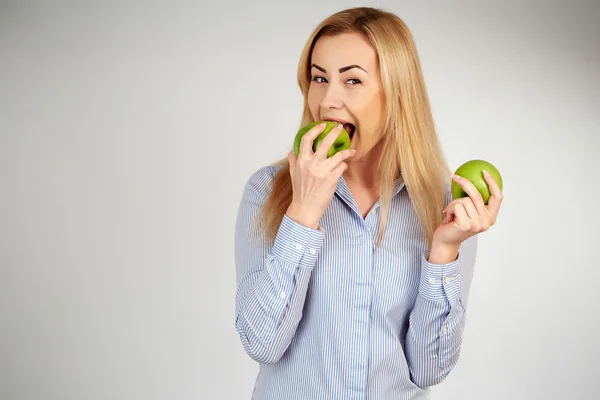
[[428, 240, 460, 264], [286, 202, 320, 230]]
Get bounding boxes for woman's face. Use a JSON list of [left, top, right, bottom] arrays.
[[308, 32, 386, 158]]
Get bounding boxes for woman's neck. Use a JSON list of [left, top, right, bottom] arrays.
[[343, 142, 382, 189]]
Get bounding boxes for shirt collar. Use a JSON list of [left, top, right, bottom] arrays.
[[334, 174, 406, 215]]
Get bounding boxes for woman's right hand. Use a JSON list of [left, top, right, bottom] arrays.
[[286, 122, 356, 230]]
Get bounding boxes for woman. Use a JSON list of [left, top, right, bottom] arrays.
[[234, 6, 503, 400]]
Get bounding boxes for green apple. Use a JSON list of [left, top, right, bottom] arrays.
[[451, 159, 503, 205], [293, 120, 351, 158]]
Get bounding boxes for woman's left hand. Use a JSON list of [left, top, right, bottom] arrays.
[[433, 170, 504, 248]]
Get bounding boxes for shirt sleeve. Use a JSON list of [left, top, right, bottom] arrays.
[[405, 234, 478, 388], [234, 166, 325, 365]]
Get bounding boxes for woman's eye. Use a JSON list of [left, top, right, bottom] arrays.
[[310, 76, 361, 85]]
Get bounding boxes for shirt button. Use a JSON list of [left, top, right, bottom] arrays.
[[443, 277, 451, 284], [280, 291, 286, 299], [441, 325, 447, 334], [295, 244, 302, 251], [309, 248, 317, 255], [428, 277, 436, 284]]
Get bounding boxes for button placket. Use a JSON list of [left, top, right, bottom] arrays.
[[365, 211, 377, 235]]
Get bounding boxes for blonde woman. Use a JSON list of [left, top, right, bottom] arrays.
[[234, 6, 503, 400]]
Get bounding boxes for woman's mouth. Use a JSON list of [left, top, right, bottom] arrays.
[[343, 123, 355, 139], [321, 117, 356, 140]]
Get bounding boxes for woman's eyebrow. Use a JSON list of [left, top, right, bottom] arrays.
[[311, 63, 368, 73]]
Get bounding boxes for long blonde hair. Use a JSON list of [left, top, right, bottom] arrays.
[[258, 7, 451, 248]]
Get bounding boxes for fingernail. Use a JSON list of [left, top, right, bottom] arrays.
[[453, 174, 461, 180], [482, 170, 489, 176], [337, 123, 343, 130]]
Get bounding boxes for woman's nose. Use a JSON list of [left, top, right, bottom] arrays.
[[319, 83, 344, 110]]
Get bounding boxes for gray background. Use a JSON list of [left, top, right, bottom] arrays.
[[1, 0, 598, 399]]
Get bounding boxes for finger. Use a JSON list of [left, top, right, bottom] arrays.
[[444, 199, 472, 220], [446, 198, 489, 233], [330, 160, 348, 179], [452, 174, 486, 216], [452, 202, 470, 230], [458, 198, 479, 221], [444, 199, 459, 223], [443, 198, 464, 214], [483, 170, 503, 217], [324, 148, 356, 171], [444, 200, 460, 223], [299, 123, 327, 157], [314, 123, 343, 159]]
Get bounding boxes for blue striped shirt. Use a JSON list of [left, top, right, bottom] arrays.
[[234, 165, 478, 400]]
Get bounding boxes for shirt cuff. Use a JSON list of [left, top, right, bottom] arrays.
[[418, 251, 461, 302], [270, 214, 326, 268]]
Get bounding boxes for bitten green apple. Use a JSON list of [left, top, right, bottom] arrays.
[[451, 159, 503, 205], [293, 120, 351, 158]]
